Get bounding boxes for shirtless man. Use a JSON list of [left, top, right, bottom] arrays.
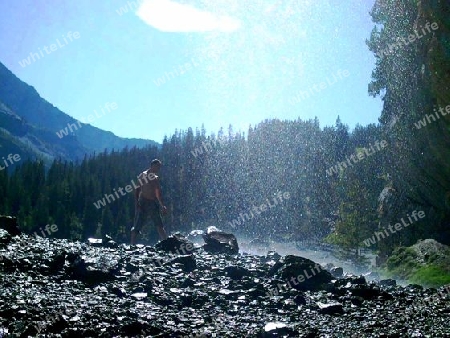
[[130, 159, 168, 244]]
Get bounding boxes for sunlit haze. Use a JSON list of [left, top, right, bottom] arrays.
[[0, 0, 381, 142]]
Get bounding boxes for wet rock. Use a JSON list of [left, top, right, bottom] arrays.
[[155, 233, 194, 254], [349, 284, 384, 300], [186, 229, 205, 246], [260, 322, 297, 337], [380, 279, 397, 287], [168, 254, 196, 272], [87, 238, 102, 247], [317, 301, 344, 315], [0, 215, 20, 236], [224, 265, 251, 280], [270, 255, 333, 291], [364, 271, 380, 281], [1, 233, 449, 336], [0, 229, 12, 246], [335, 275, 367, 287], [293, 294, 307, 305], [203, 229, 239, 254], [330, 266, 344, 278], [65, 253, 118, 286]]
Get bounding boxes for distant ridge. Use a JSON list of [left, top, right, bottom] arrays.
[[0, 62, 158, 163]]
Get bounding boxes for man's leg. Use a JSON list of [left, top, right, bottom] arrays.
[[156, 225, 168, 241], [130, 229, 138, 245], [131, 202, 144, 245], [150, 202, 168, 240]]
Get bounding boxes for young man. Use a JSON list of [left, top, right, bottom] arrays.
[[130, 159, 168, 244]]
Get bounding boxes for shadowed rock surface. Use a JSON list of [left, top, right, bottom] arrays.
[[269, 255, 333, 292], [202, 229, 239, 255], [0, 216, 21, 237], [0, 233, 449, 337]]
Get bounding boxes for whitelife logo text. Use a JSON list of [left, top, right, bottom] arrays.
[[18, 31, 81, 68]]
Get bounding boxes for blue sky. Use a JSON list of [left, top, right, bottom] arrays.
[[0, 0, 382, 143]]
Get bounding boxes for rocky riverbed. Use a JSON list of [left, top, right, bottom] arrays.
[[0, 227, 449, 337]]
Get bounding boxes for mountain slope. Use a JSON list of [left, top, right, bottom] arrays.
[[0, 62, 158, 162], [0, 102, 90, 163]]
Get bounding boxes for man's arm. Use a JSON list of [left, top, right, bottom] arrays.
[[155, 179, 168, 214], [135, 186, 141, 209]]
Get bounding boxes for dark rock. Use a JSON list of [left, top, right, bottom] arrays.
[[203, 229, 239, 254], [1, 233, 449, 336], [379, 279, 397, 287], [267, 260, 284, 275], [293, 294, 307, 305], [266, 250, 282, 261], [0, 215, 20, 236], [330, 266, 344, 278], [155, 233, 194, 254], [270, 255, 333, 291], [40, 251, 66, 274], [65, 253, 117, 286], [364, 271, 380, 281], [168, 254, 196, 272], [180, 277, 196, 288], [186, 229, 205, 246], [224, 265, 251, 280], [0, 229, 12, 246], [406, 284, 424, 291], [120, 321, 164, 336], [335, 275, 367, 287], [349, 284, 382, 300], [102, 234, 118, 248], [350, 296, 365, 306], [317, 302, 344, 315]]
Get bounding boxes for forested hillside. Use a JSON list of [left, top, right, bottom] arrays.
[[366, 0, 450, 258], [0, 118, 389, 254]]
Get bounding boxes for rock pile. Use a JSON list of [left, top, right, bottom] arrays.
[[0, 226, 449, 336]]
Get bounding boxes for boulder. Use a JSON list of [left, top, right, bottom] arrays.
[[224, 266, 251, 280], [155, 233, 195, 254], [65, 252, 118, 286], [269, 255, 333, 292], [317, 302, 344, 315], [330, 266, 344, 278], [0, 215, 21, 236], [168, 254, 196, 272], [186, 229, 205, 246], [202, 228, 239, 254], [0, 229, 12, 246], [379, 279, 397, 287]]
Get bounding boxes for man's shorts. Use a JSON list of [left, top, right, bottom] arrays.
[[131, 197, 163, 233]]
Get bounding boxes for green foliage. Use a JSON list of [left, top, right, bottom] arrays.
[[367, 0, 450, 256], [383, 244, 450, 287], [385, 246, 420, 280], [409, 265, 450, 288]]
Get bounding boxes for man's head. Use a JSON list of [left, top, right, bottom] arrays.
[[150, 159, 162, 173]]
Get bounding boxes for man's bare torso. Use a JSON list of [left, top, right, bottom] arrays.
[[138, 170, 159, 200]]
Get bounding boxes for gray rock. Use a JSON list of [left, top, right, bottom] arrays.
[[203, 229, 239, 254]]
